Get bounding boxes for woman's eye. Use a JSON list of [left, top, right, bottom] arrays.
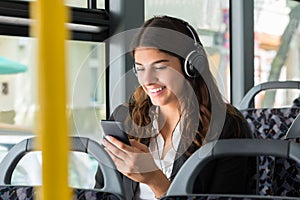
[[154, 65, 167, 70], [134, 64, 168, 73], [135, 65, 145, 71], [136, 67, 145, 71]]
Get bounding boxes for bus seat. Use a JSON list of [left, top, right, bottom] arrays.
[[0, 186, 121, 199], [0, 136, 125, 200], [273, 113, 300, 196], [241, 107, 300, 195], [238, 81, 300, 196], [162, 139, 300, 200]]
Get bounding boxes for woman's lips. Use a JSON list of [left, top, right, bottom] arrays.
[[148, 86, 166, 96]]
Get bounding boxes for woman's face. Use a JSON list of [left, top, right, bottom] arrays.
[[134, 47, 186, 107]]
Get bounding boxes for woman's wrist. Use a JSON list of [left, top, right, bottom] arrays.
[[155, 192, 167, 199], [147, 170, 170, 198]]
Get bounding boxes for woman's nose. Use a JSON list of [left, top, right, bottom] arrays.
[[138, 69, 158, 85]]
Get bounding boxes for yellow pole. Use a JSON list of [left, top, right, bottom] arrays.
[[31, 0, 70, 199]]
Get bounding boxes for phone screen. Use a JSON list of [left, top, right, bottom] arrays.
[[100, 120, 131, 146]]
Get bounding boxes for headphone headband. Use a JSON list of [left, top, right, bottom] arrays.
[[186, 24, 199, 48], [180, 20, 206, 78]]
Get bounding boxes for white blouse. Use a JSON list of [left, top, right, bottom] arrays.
[[135, 123, 181, 200]]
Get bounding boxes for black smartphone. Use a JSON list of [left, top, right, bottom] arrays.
[[100, 120, 131, 146]]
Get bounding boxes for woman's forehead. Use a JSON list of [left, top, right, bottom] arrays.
[[134, 47, 173, 60], [134, 50, 180, 67], [131, 27, 195, 58]]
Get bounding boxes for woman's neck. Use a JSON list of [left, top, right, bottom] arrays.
[[159, 105, 181, 139], [157, 105, 181, 159]]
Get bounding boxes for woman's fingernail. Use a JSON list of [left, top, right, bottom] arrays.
[[105, 135, 112, 142]]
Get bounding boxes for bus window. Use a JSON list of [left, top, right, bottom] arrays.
[[11, 0, 105, 9], [0, 36, 107, 142], [10, 151, 98, 188], [254, 0, 300, 107]]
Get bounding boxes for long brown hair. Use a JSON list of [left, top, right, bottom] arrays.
[[125, 15, 243, 154]]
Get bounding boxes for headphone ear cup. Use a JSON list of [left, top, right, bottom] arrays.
[[184, 49, 207, 78], [184, 50, 203, 78], [184, 56, 198, 78]]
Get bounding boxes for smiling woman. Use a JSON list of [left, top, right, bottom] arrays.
[[95, 15, 255, 200], [1, 1, 299, 199]]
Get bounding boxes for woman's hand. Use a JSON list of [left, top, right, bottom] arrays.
[[102, 136, 159, 182], [102, 136, 170, 197]]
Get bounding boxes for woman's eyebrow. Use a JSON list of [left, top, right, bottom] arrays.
[[135, 59, 170, 66]]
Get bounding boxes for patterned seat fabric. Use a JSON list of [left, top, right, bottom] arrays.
[[241, 107, 300, 196], [273, 139, 300, 197], [161, 195, 291, 200], [0, 186, 34, 200], [274, 95, 300, 196], [0, 186, 120, 200]]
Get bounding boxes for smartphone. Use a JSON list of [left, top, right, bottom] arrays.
[[100, 120, 131, 146]]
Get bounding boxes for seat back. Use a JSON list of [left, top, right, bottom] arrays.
[[273, 113, 300, 196], [164, 139, 300, 199], [0, 186, 121, 200], [241, 105, 300, 196], [238, 81, 300, 196], [0, 136, 125, 200]]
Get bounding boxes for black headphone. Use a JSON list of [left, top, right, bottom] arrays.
[[182, 21, 207, 78]]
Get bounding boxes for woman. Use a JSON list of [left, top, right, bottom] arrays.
[[96, 16, 254, 199]]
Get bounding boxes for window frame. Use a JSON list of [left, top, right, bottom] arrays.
[[0, 0, 110, 42]]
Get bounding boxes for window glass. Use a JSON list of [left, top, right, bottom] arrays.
[[66, 0, 87, 8], [0, 36, 106, 144], [66, 0, 105, 8], [12, 0, 105, 9], [254, 0, 300, 108], [11, 152, 98, 188], [145, 0, 231, 100]]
